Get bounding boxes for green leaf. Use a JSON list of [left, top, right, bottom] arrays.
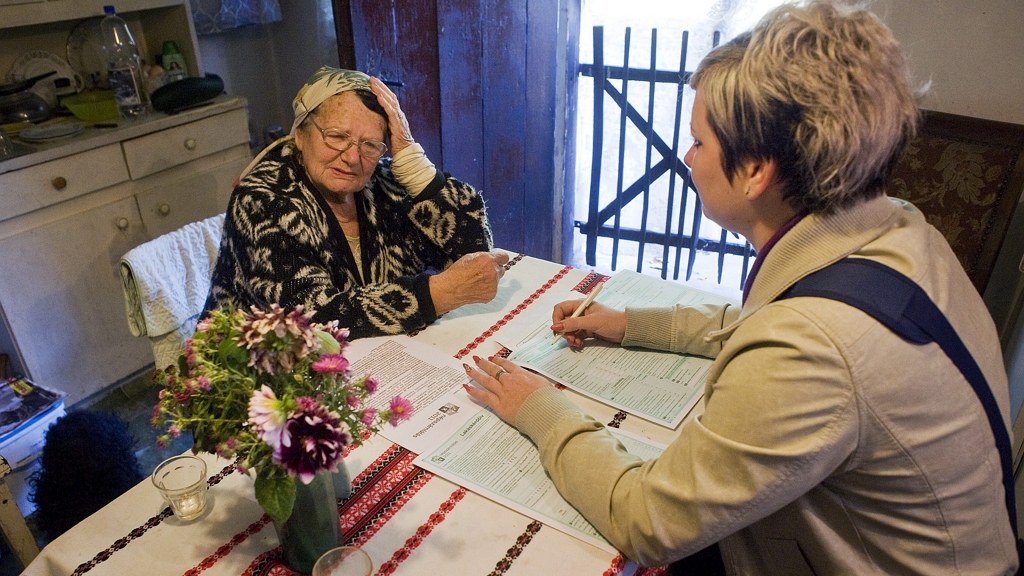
[[254, 471, 296, 523], [315, 330, 341, 354]]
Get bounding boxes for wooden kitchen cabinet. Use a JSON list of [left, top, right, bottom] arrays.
[[0, 98, 251, 406]]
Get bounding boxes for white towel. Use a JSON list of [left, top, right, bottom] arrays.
[[119, 214, 224, 367]]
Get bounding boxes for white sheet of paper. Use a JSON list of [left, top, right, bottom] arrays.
[[346, 336, 485, 455], [414, 409, 665, 553], [502, 270, 738, 428]]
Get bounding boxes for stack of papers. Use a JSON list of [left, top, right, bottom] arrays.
[[345, 270, 738, 551]]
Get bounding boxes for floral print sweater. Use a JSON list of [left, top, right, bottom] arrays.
[[204, 141, 494, 338]]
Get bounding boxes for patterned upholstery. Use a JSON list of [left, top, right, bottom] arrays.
[[888, 110, 1024, 293]]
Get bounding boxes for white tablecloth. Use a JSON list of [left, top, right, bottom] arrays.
[[26, 254, 689, 576]]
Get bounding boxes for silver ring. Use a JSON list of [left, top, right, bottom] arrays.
[[493, 368, 509, 381]]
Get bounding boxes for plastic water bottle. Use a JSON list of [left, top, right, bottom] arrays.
[[101, 5, 149, 119]]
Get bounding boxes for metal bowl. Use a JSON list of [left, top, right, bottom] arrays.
[[0, 90, 52, 124]]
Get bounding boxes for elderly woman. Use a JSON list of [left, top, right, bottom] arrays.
[[205, 67, 508, 337], [466, 2, 1017, 574]]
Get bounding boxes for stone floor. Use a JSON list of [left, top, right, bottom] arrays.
[[0, 369, 193, 574]]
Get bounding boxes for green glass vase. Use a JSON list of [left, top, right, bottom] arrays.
[[273, 466, 344, 573]]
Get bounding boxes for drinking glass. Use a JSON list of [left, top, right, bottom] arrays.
[[152, 455, 208, 520], [312, 546, 373, 576]]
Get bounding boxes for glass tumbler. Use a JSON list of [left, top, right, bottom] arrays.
[[152, 455, 209, 520], [312, 546, 373, 576]]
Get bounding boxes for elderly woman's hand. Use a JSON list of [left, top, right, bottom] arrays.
[[369, 76, 414, 154], [463, 355, 550, 424], [429, 251, 510, 316], [551, 300, 626, 348]]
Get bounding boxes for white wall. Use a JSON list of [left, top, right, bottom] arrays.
[[874, 0, 1024, 125], [196, 0, 339, 150]]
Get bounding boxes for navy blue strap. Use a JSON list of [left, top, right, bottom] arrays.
[[779, 258, 1017, 538]]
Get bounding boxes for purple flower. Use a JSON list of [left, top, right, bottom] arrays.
[[248, 385, 289, 453], [388, 397, 414, 425], [364, 375, 378, 394], [312, 354, 349, 374], [276, 399, 350, 484]]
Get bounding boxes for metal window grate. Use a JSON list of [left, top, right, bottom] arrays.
[[575, 26, 753, 289]]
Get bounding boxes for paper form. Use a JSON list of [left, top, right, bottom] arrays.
[[414, 409, 665, 553], [346, 336, 485, 455], [503, 270, 738, 429]]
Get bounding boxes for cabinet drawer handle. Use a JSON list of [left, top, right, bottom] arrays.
[[159, 203, 171, 215], [116, 217, 130, 231], [51, 176, 67, 190], [184, 137, 197, 150]]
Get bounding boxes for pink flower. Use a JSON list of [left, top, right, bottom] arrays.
[[196, 376, 211, 391], [196, 318, 214, 332], [168, 425, 181, 438], [320, 321, 350, 350], [388, 397, 414, 425], [361, 407, 376, 427], [248, 385, 290, 453], [312, 354, 349, 374], [364, 375, 378, 394]]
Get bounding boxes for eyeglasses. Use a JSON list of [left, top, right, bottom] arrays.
[[307, 115, 388, 159]]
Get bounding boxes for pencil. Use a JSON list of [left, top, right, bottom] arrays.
[[552, 282, 603, 343]]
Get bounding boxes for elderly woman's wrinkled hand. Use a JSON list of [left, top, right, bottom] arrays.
[[370, 76, 414, 154], [463, 355, 549, 424], [551, 301, 626, 348], [429, 251, 510, 316]]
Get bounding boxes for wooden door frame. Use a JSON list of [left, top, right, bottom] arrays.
[[331, 0, 580, 262]]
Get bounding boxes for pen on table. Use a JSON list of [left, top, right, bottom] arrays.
[[552, 282, 603, 343]]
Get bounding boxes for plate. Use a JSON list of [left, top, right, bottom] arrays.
[[8, 50, 84, 102], [67, 18, 108, 91], [18, 121, 84, 142]]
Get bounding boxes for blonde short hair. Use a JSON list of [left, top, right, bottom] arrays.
[[690, 1, 920, 214]]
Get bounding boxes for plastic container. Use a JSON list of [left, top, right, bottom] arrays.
[[61, 90, 119, 123], [100, 5, 149, 120], [161, 41, 188, 84]]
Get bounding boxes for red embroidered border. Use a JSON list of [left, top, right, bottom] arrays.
[[374, 487, 468, 575], [454, 265, 573, 359], [572, 272, 610, 294], [239, 445, 429, 576]]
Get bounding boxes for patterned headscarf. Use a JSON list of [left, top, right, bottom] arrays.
[[236, 67, 373, 184], [290, 66, 373, 135]]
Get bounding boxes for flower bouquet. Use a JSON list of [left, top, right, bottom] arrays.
[[151, 304, 412, 524]]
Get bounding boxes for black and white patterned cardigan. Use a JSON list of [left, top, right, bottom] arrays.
[[204, 141, 494, 338]]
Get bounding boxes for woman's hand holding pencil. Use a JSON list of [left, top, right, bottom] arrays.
[[549, 282, 627, 348]]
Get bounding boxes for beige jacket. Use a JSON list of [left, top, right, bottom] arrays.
[[516, 196, 1017, 574]]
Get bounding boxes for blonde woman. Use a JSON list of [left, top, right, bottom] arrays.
[[466, 2, 1017, 574]]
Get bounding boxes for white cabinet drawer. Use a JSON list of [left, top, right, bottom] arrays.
[[0, 143, 129, 221], [122, 108, 250, 180]]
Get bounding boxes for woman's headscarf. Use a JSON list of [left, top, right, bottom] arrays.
[[290, 67, 373, 135], [236, 66, 372, 183]]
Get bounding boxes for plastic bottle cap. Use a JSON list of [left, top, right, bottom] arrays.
[[104, 5, 115, 15]]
